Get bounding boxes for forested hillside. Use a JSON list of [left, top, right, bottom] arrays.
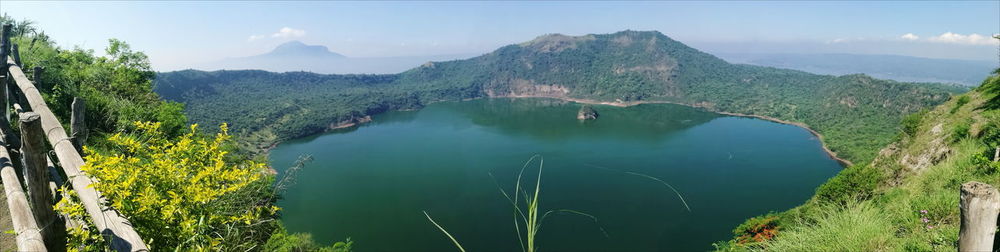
[[156, 30, 963, 164]]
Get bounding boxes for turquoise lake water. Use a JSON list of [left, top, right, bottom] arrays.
[[269, 98, 841, 251]]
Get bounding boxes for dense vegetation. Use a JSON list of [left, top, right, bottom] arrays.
[[0, 16, 348, 251], [716, 68, 1000, 251], [157, 30, 962, 164]]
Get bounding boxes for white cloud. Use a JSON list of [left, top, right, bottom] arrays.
[[247, 27, 307, 42], [900, 33, 919, 41], [827, 37, 867, 44], [247, 34, 265, 41], [926, 32, 998, 45], [271, 27, 306, 38]]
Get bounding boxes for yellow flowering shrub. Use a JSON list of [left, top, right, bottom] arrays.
[[57, 122, 271, 250]]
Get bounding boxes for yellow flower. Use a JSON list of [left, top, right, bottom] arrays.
[[63, 122, 267, 250]]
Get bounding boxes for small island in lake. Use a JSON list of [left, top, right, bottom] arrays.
[[577, 105, 599, 120]]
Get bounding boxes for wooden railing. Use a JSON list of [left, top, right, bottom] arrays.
[[0, 23, 148, 251]]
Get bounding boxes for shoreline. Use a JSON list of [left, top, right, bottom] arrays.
[[260, 95, 853, 168], [260, 115, 374, 156], [495, 94, 855, 167]]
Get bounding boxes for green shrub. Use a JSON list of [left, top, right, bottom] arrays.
[[900, 110, 927, 137], [815, 165, 883, 205], [732, 213, 781, 246], [971, 152, 1000, 174], [263, 224, 352, 252], [978, 110, 1000, 146], [952, 120, 971, 142], [950, 95, 970, 114]]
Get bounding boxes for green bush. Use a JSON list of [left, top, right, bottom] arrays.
[[952, 120, 971, 142], [731, 213, 781, 246], [264, 224, 352, 252], [950, 95, 970, 114], [900, 109, 927, 137], [815, 165, 883, 205], [978, 110, 1000, 146]]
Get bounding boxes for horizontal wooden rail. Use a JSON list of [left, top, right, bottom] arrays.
[[0, 143, 47, 251], [7, 58, 149, 251]]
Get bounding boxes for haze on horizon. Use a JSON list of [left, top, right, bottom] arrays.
[[3, 1, 998, 71]]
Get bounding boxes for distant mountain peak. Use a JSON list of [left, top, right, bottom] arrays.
[[275, 40, 308, 49], [265, 41, 346, 58]]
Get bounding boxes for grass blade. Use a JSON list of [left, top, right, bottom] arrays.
[[423, 211, 467, 252], [584, 163, 692, 212], [539, 209, 610, 238]]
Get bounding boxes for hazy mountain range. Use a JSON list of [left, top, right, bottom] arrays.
[[715, 53, 995, 86], [194, 40, 995, 86], [195, 41, 476, 74]]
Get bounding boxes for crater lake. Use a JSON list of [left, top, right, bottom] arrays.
[[269, 98, 841, 251]]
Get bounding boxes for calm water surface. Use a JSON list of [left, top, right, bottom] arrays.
[[269, 98, 841, 251]]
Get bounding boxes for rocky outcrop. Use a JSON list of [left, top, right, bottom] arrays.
[[577, 105, 599, 120], [329, 115, 372, 130], [899, 136, 952, 172]]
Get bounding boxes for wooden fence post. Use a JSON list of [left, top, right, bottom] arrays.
[[33, 66, 43, 91], [11, 43, 21, 66], [1, 23, 10, 63], [0, 24, 20, 153], [71, 97, 86, 153], [20, 112, 64, 249], [0, 24, 12, 112], [959, 181, 1000, 251]]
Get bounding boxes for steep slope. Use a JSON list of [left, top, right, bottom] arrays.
[[156, 30, 962, 162], [716, 73, 999, 251]]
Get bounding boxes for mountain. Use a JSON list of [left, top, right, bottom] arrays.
[[256, 40, 347, 59], [196, 41, 476, 74], [156, 30, 965, 162], [716, 53, 995, 86]]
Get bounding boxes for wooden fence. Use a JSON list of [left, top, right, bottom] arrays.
[[0, 23, 148, 251]]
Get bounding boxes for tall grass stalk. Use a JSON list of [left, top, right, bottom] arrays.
[[422, 211, 467, 252], [426, 155, 606, 252], [493, 155, 606, 252], [584, 163, 691, 212]]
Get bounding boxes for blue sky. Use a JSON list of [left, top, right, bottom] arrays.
[[4, 1, 998, 70]]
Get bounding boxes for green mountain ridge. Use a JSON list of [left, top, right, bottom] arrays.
[[155, 30, 963, 163]]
